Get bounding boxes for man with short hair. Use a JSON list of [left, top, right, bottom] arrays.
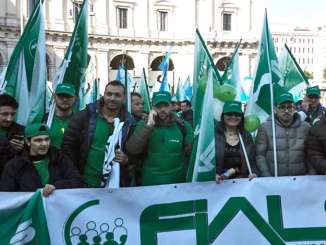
[[0, 94, 24, 176], [178, 99, 193, 126], [1, 123, 83, 195], [62, 80, 134, 187], [256, 92, 312, 176], [301, 86, 326, 125], [131, 92, 146, 122], [126, 91, 193, 186], [44, 83, 76, 149]]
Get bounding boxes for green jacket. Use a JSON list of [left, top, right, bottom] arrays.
[[126, 113, 193, 186]]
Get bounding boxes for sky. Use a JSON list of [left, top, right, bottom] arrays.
[[267, 0, 326, 29]]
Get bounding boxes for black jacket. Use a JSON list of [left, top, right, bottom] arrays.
[[1, 147, 84, 192], [61, 99, 135, 187], [307, 116, 326, 174], [214, 122, 256, 177], [0, 122, 24, 176]]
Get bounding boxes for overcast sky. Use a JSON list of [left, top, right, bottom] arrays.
[[267, 0, 326, 29]]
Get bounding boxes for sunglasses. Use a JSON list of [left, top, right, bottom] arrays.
[[307, 95, 320, 99], [224, 112, 242, 117]]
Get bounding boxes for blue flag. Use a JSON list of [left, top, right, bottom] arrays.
[[159, 52, 171, 92]]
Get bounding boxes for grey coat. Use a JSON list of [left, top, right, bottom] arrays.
[[255, 113, 312, 176]]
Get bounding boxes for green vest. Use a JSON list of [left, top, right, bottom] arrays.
[[136, 120, 193, 186]]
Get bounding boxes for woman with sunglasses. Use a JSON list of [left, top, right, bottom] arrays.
[[215, 101, 256, 182]]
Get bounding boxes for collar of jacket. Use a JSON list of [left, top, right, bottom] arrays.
[[20, 146, 58, 166]]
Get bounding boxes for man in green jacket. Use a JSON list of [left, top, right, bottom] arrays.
[[126, 91, 193, 186]]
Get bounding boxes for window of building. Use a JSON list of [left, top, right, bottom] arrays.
[[303, 48, 305, 53], [299, 38, 301, 43], [275, 38, 278, 42], [307, 58, 309, 64], [118, 7, 128, 29], [303, 58, 305, 64], [298, 58, 301, 63], [28, 0, 37, 16], [72, 1, 83, 22], [303, 39, 305, 44], [158, 11, 168, 31], [298, 48, 301, 53], [312, 47, 314, 52], [293, 38, 296, 43], [222, 13, 232, 31], [294, 47, 296, 52], [312, 58, 313, 64], [312, 39, 314, 44]]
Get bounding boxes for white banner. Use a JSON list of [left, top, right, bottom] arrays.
[[41, 176, 326, 245]]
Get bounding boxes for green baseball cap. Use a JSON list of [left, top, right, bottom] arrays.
[[55, 83, 76, 97], [25, 123, 50, 139], [275, 92, 294, 105], [306, 86, 321, 97], [223, 101, 243, 114], [152, 91, 172, 106]]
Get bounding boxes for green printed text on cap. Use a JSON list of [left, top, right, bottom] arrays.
[[55, 83, 76, 96], [152, 91, 172, 106], [223, 101, 243, 114]]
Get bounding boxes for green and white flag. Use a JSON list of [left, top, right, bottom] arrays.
[[136, 69, 151, 113], [188, 68, 216, 181], [2, 0, 46, 125], [279, 43, 309, 102], [0, 191, 50, 244], [244, 10, 283, 132], [221, 41, 242, 101], [47, 0, 88, 126], [192, 29, 222, 130]]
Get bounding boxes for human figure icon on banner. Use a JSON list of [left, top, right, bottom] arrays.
[[113, 218, 128, 245]]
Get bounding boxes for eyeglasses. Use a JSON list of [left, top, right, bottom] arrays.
[[224, 112, 242, 117], [277, 105, 294, 112], [307, 95, 320, 99]]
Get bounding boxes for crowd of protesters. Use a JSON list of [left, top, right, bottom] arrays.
[[0, 80, 325, 196]]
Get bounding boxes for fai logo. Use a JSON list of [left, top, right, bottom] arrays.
[[64, 200, 128, 245]]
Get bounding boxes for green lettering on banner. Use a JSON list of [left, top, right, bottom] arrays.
[[267, 195, 326, 241], [140, 199, 208, 245], [208, 197, 285, 244]]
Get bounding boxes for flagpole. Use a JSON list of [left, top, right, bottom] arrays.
[[264, 9, 278, 177], [238, 133, 253, 176], [142, 68, 152, 110]]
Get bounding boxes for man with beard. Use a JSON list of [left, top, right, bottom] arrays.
[[44, 83, 76, 149], [256, 92, 313, 176], [178, 100, 193, 126], [0, 94, 24, 176], [62, 80, 134, 187], [301, 86, 326, 125], [126, 91, 193, 186]]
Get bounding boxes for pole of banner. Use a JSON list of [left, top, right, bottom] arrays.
[[238, 133, 253, 176], [264, 9, 278, 177], [20, 0, 24, 35]]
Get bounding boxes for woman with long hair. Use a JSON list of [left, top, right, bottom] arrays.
[[215, 101, 257, 182]]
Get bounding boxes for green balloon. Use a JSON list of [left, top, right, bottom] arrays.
[[244, 115, 261, 132], [213, 83, 236, 102]]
